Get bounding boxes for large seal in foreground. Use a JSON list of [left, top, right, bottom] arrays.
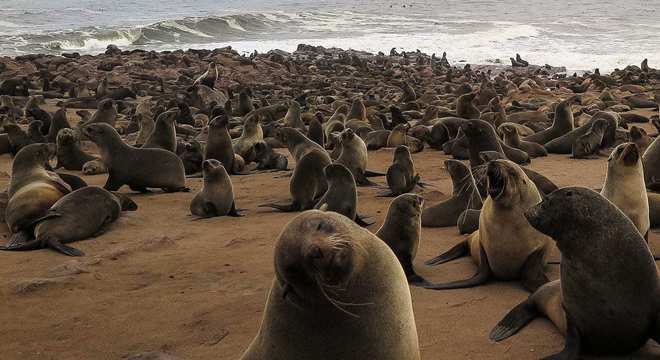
[[1, 186, 137, 256], [491, 187, 660, 358], [82, 123, 188, 193], [241, 210, 420, 360], [424, 160, 552, 292]]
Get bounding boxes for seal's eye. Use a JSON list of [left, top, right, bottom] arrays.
[[565, 190, 573, 197], [617, 147, 623, 154]]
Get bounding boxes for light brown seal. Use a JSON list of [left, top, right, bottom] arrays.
[[190, 159, 242, 218]]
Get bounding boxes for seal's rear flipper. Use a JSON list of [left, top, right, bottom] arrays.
[[355, 172, 380, 187], [489, 299, 539, 342], [400, 252, 431, 287], [423, 245, 491, 290], [48, 239, 84, 257], [364, 169, 386, 177], [425, 239, 469, 266], [258, 201, 299, 212], [228, 202, 245, 217]]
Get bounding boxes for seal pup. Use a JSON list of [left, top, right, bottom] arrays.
[[55, 128, 97, 170], [545, 111, 619, 154], [601, 142, 650, 239], [1, 186, 137, 256], [134, 99, 155, 146], [241, 210, 420, 360], [347, 97, 367, 122], [47, 107, 71, 143], [232, 114, 263, 162], [193, 62, 218, 89], [307, 114, 324, 147], [421, 159, 482, 227], [5, 143, 71, 236], [190, 159, 242, 218], [524, 96, 577, 145], [499, 123, 547, 158], [253, 141, 288, 171], [384, 145, 421, 197], [387, 123, 409, 148], [314, 163, 371, 227], [376, 193, 428, 285], [571, 118, 608, 159], [259, 149, 331, 212], [82, 123, 188, 193], [424, 160, 552, 292], [142, 109, 178, 153], [179, 140, 204, 175], [3, 122, 31, 156], [237, 88, 254, 116], [490, 187, 660, 358]]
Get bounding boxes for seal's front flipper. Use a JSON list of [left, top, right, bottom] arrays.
[[521, 248, 550, 292], [489, 298, 539, 342], [425, 239, 469, 266], [400, 252, 430, 287], [228, 202, 245, 217], [48, 239, 84, 256], [423, 245, 491, 290], [258, 201, 299, 212], [542, 317, 580, 360]]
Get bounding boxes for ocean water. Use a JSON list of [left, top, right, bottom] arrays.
[[0, 0, 658, 72]]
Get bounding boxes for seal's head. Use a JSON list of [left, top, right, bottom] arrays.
[[275, 211, 363, 310], [609, 142, 641, 169], [629, 126, 647, 141], [323, 163, 352, 181], [394, 145, 411, 161], [202, 159, 228, 181], [208, 112, 229, 129], [81, 123, 118, 145], [445, 159, 470, 180], [499, 123, 517, 137], [389, 193, 424, 217], [56, 128, 78, 146], [13, 143, 56, 171], [486, 159, 534, 207], [98, 98, 114, 111], [341, 128, 355, 142], [156, 109, 179, 125]]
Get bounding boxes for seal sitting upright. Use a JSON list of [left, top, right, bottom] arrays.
[[241, 210, 420, 360], [490, 187, 660, 358], [82, 123, 188, 193]]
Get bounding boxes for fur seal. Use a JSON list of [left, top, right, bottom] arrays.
[[193, 62, 218, 89], [5, 143, 71, 235], [524, 96, 577, 145], [283, 100, 305, 130], [462, 119, 530, 167], [259, 149, 331, 212], [179, 140, 204, 175], [1, 186, 137, 256], [142, 109, 178, 152], [237, 88, 254, 116], [83, 98, 117, 127], [456, 92, 480, 119], [190, 159, 242, 218], [205, 111, 241, 174], [232, 115, 263, 161], [82, 123, 188, 193], [385, 145, 420, 196], [82, 159, 107, 175], [643, 136, 660, 189], [55, 128, 97, 170], [376, 193, 427, 285], [601, 143, 650, 239], [499, 123, 547, 158], [347, 97, 367, 122], [314, 163, 371, 227], [253, 141, 288, 171], [544, 111, 618, 155], [475, 151, 558, 196], [571, 118, 608, 159], [307, 114, 325, 148], [630, 125, 652, 153], [47, 107, 71, 143], [134, 99, 155, 146], [490, 187, 660, 358], [241, 210, 420, 360], [421, 159, 482, 227], [387, 123, 409, 148], [335, 128, 379, 186], [3, 122, 31, 155], [277, 127, 326, 162], [424, 160, 552, 292]]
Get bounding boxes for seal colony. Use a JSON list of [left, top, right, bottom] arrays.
[[0, 43, 659, 359]]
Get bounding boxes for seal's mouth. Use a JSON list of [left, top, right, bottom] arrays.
[[487, 162, 507, 200], [620, 143, 639, 166]]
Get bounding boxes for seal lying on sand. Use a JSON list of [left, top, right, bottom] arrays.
[[1, 186, 137, 256], [241, 210, 420, 360]]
